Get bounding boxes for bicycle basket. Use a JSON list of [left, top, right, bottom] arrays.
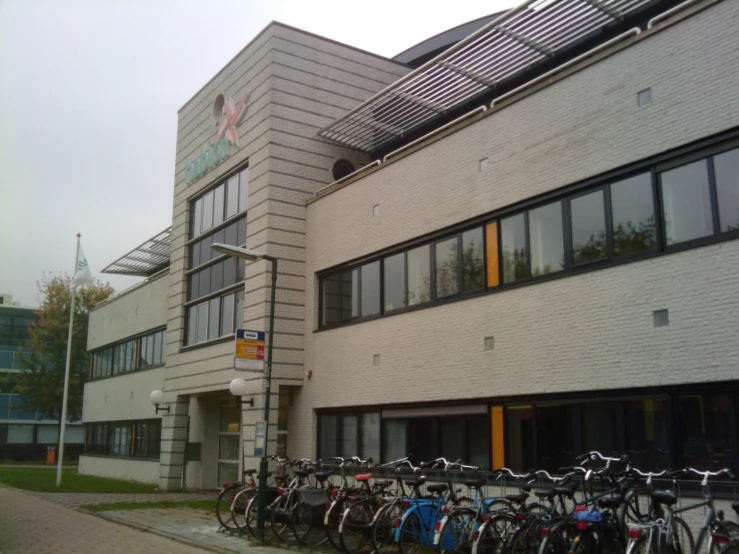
[[296, 489, 330, 507]]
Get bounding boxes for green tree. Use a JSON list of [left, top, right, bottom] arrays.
[[16, 274, 114, 455]]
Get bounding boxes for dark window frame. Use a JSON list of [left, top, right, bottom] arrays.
[[317, 131, 739, 331], [85, 419, 161, 459], [89, 327, 167, 382]]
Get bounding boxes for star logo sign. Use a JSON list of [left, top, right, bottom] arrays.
[[217, 92, 249, 147]]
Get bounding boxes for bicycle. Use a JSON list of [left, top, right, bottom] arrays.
[[233, 455, 291, 536], [215, 468, 258, 531]]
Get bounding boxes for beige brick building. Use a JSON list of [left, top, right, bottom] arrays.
[[81, 0, 739, 488]]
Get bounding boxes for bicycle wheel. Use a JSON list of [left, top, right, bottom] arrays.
[[669, 516, 695, 554], [291, 501, 329, 547], [230, 487, 255, 533], [628, 538, 654, 554], [509, 517, 546, 554], [399, 511, 433, 554], [569, 530, 599, 554], [237, 494, 258, 537], [540, 524, 574, 554], [271, 494, 297, 541], [438, 508, 476, 554], [372, 500, 404, 554], [340, 500, 376, 554], [216, 483, 241, 531], [326, 497, 350, 552], [476, 513, 516, 554]]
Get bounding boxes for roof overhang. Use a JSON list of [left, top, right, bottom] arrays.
[[101, 227, 172, 277], [320, 0, 662, 153]]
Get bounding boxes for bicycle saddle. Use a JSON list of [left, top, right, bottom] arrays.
[[598, 496, 623, 509], [405, 477, 427, 488], [535, 488, 557, 499], [465, 479, 487, 489], [295, 467, 315, 478], [650, 490, 677, 506], [505, 492, 529, 503], [315, 470, 334, 481], [427, 484, 448, 494]]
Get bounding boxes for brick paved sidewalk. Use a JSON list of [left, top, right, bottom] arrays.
[[25, 489, 218, 508], [0, 486, 209, 554]]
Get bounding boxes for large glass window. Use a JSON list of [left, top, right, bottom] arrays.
[[384, 253, 406, 312], [610, 173, 657, 256], [571, 190, 607, 264], [322, 274, 341, 326], [528, 201, 564, 276], [536, 405, 573, 473], [407, 245, 431, 305], [319, 413, 381, 460], [582, 402, 624, 456], [383, 419, 406, 462], [462, 228, 485, 291], [660, 160, 713, 245], [435, 238, 458, 298], [507, 406, 534, 471], [624, 398, 669, 470], [361, 262, 380, 316], [501, 214, 527, 283], [91, 328, 166, 380], [714, 148, 739, 232], [678, 394, 732, 470]]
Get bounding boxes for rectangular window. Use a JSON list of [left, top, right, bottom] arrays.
[[407, 245, 431, 305], [435, 237, 459, 298], [221, 293, 234, 336], [383, 253, 406, 312], [235, 290, 244, 330], [238, 167, 249, 212], [582, 402, 624, 456], [226, 176, 239, 219], [196, 302, 208, 344], [361, 413, 381, 463], [485, 222, 500, 288], [193, 198, 203, 237], [536, 405, 573, 473], [660, 160, 713, 245], [202, 190, 214, 233], [501, 214, 527, 283], [571, 190, 607, 264], [624, 398, 669, 470], [383, 419, 406, 462], [134, 420, 161, 458], [678, 393, 732, 470], [208, 297, 221, 340], [507, 406, 534, 472], [610, 173, 657, 256], [320, 415, 338, 458], [714, 148, 739, 232], [213, 184, 225, 227], [462, 227, 484, 291], [360, 262, 380, 317], [341, 415, 358, 456], [153, 331, 163, 366], [211, 261, 224, 293], [322, 274, 341, 326], [187, 306, 197, 346], [198, 266, 210, 298], [341, 271, 356, 321], [528, 202, 564, 276]]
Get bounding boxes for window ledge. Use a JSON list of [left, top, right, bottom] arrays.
[[80, 453, 160, 461], [89, 364, 164, 383], [180, 333, 235, 353]]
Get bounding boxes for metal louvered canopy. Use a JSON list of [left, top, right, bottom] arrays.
[[320, 0, 658, 152], [102, 227, 172, 277]]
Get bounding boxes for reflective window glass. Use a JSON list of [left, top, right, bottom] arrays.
[[189, 273, 200, 300], [320, 415, 338, 458], [238, 167, 249, 212], [462, 227, 485, 291], [610, 173, 657, 256], [236, 259, 245, 282], [341, 415, 358, 457], [501, 214, 527, 283], [191, 242, 201, 268], [235, 290, 244, 330], [383, 419, 406, 463], [383, 253, 406, 312], [202, 191, 214, 232], [226, 176, 239, 218], [714, 148, 739, 232], [193, 199, 203, 237], [361, 413, 381, 463], [237, 217, 246, 246], [624, 398, 669, 470], [582, 402, 624, 455], [536, 405, 572, 473], [153, 332, 162, 365], [529, 202, 564, 276], [211, 261, 224, 293], [223, 258, 237, 288], [208, 298, 220, 340], [213, 184, 225, 226], [660, 160, 713, 245], [198, 266, 210, 298], [360, 262, 380, 317], [407, 245, 430, 306], [435, 238, 458, 298], [210, 230, 224, 261], [224, 221, 237, 247], [678, 393, 732, 470], [571, 190, 607, 264], [322, 275, 341, 325], [196, 302, 208, 344], [507, 406, 534, 472]]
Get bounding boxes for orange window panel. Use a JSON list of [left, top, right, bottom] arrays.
[[486, 222, 500, 288], [491, 405, 505, 469]]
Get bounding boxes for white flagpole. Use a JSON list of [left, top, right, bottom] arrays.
[[57, 233, 81, 487]]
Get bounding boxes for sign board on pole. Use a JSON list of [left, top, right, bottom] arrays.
[[254, 421, 266, 457], [235, 329, 265, 371]]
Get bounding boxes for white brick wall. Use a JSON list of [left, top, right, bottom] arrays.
[[292, 0, 739, 458]]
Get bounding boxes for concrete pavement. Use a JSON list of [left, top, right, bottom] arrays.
[[0, 486, 209, 553]]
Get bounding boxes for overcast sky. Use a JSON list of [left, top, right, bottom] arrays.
[[0, 0, 517, 307]]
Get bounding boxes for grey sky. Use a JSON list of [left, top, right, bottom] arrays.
[[0, 0, 517, 307]]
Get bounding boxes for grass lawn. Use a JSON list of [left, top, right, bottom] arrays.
[[84, 500, 218, 513], [0, 466, 158, 493]]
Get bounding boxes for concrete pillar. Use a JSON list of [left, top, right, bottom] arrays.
[[158, 395, 190, 491]]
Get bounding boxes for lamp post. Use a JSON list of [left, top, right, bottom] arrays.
[[211, 243, 277, 543]]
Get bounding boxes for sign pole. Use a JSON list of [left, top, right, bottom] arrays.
[[57, 233, 80, 487]]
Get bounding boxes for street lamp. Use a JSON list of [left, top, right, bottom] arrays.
[[211, 243, 277, 543], [149, 389, 170, 414]]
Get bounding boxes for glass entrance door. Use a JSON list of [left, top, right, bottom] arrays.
[[218, 404, 240, 484]]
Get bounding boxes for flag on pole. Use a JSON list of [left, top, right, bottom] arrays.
[[71, 246, 93, 289]]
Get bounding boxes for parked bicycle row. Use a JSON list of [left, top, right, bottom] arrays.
[[215, 452, 739, 554]]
